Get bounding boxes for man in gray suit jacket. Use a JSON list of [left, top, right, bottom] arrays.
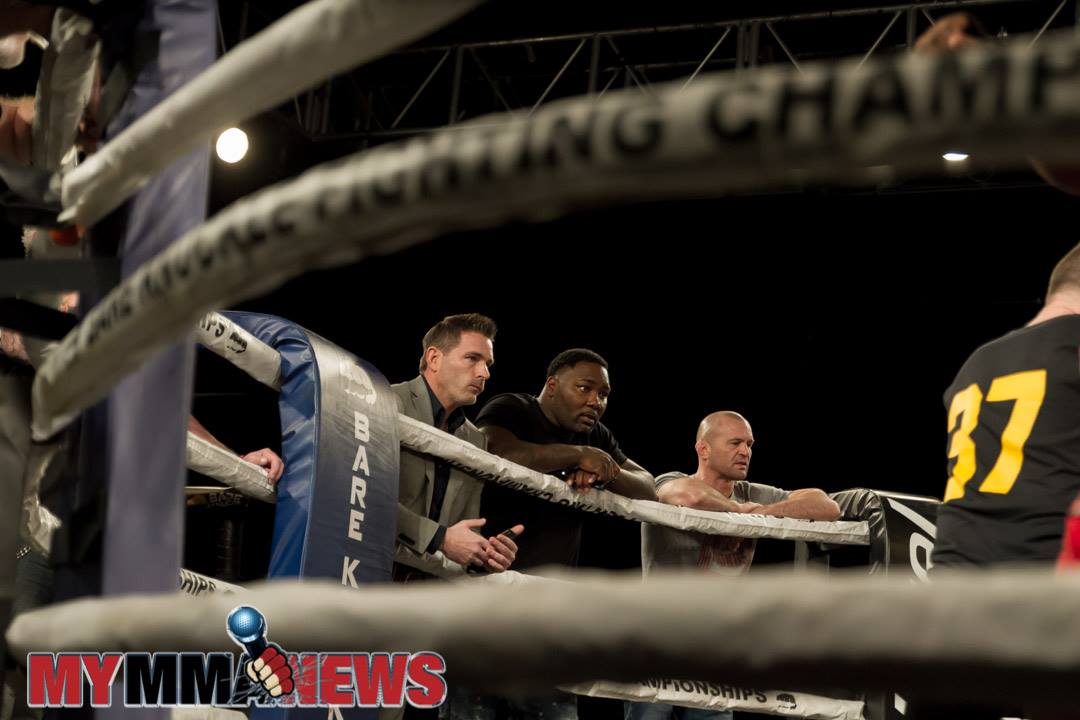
[[392, 313, 522, 573]]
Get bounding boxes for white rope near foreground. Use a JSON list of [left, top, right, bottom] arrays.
[[59, 0, 483, 227], [399, 415, 868, 544], [185, 432, 275, 502], [194, 312, 281, 391], [333, 549, 867, 719], [8, 570, 1080, 707], [31, 27, 1080, 439]]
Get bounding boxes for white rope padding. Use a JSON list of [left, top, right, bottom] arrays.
[[8, 570, 1080, 705], [185, 432, 275, 502], [58, 0, 483, 228], [30, 27, 1080, 440], [306, 550, 865, 718], [399, 416, 868, 544], [189, 313, 279, 500], [178, 568, 244, 597], [395, 555, 865, 719], [195, 312, 282, 391], [563, 681, 864, 720]]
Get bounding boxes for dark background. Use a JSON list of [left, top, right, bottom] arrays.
[[3, 7, 1077, 718], [5, 0, 1079, 575]]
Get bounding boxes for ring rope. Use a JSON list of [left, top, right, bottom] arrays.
[[398, 415, 868, 544], [9, 570, 1080, 706], [57, 0, 482, 228], [185, 432, 275, 502], [194, 312, 282, 391], [31, 27, 1080, 439], [326, 550, 868, 719]]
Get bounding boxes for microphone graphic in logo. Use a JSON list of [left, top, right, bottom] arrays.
[[227, 606, 268, 660], [226, 606, 294, 702]]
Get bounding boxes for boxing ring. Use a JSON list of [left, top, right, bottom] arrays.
[[185, 311, 893, 719], [5, 1, 1080, 719]]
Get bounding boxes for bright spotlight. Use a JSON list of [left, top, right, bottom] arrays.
[[942, 152, 969, 162], [216, 128, 249, 164]]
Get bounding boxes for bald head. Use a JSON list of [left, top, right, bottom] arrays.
[[696, 411, 750, 443], [695, 411, 754, 481]]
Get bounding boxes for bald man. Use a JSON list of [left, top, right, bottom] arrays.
[[642, 411, 840, 576], [629, 413, 839, 720]]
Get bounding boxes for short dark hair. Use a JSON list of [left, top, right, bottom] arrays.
[[546, 348, 608, 378], [1047, 243, 1080, 298], [419, 313, 497, 372]]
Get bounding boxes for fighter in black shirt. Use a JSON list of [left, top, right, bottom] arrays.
[[935, 244, 1080, 568], [476, 348, 655, 569]]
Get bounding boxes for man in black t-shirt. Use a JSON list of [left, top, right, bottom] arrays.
[[476, 348, 655, 569], [935, 242, 1080, 569], [913, 252, 1080, 720]]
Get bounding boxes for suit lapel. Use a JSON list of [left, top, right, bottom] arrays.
[[442, 425, 467, 523], [408, 376, 438, 511], [407, 375, 435, 425]]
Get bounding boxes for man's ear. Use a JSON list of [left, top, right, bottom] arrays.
[[425, 346, 442, 372]]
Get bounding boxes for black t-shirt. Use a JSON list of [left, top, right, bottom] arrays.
[[476, 393, 627, 569], [933, 315, 1080, 567]]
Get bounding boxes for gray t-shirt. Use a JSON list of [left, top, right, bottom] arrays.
[[642, 472, 790, 576]]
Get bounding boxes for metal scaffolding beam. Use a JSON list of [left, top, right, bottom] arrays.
[[229, 0, 1069, 149]]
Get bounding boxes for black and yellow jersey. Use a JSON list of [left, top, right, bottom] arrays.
[[933, 315, 1080, 567]]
